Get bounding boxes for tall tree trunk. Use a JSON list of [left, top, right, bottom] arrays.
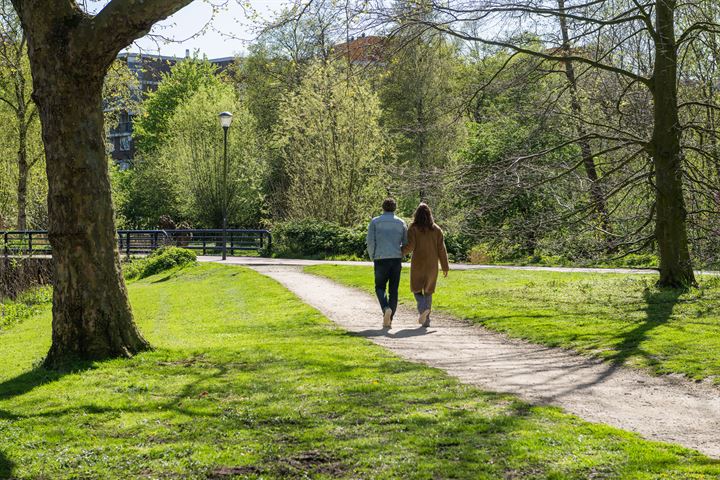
[[16, 8, 151, 367], [10, 0, 192, 367], [652, 0, 696, 287], [35, 69, 149, 366], [557, 0, 613, 250], [16, 121, 28, 231]]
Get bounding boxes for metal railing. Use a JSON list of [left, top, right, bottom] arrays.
[[1, 229, 272, 258]]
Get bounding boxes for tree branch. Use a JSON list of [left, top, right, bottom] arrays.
[[419, 22, 652, 86], [77, 0, 194, 64]]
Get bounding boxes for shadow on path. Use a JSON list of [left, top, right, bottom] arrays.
[[542, 287, 685, 402], [348, 327, 436, 339]]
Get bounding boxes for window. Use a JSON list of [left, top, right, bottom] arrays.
[[119, 136, 131, 152]]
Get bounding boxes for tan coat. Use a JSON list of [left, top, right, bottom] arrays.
[[402, 224, 450, 294]]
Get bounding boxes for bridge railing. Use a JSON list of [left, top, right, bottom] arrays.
[[1, 229, 272, 258]]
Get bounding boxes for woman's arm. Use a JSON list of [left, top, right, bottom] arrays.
[[402, 226, 416, 256], [437, 229, 450, 275]]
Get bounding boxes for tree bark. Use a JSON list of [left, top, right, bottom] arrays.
[[16, 120, 28, 231], [9, 1, 192, 366], [652, 0, 696, 287], [38, 71, 150, 366]]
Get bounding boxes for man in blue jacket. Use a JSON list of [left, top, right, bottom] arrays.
[[366, 198, 408, 329]]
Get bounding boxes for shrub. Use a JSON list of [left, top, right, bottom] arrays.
[[608, 253, 659, 269], [468, 244, 494, 264], [124, 247, 197, 280], [272, 219, 473, 262], [272, 220, 368, 259], [444, 232, 473, 262], [0, 285, 51, 332]]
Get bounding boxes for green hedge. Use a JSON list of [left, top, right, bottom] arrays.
[[124, 247, 197, 280], [271, 220, 472, 262], [0, 286, 51, 332], [272, 220, 368, 259]]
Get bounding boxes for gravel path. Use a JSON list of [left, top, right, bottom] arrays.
[[197, 255, 658, 274], [248, 264, 720, 458]]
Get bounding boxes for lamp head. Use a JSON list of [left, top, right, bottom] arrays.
[[218, 111, 233, 129]]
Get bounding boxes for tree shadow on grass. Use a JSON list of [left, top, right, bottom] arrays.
[[0, 361, 95, 401], [537, 287, 686, 401], [0, 355, 229, 422], [0, 450, 14, 479], [606, 287, 685, 368]]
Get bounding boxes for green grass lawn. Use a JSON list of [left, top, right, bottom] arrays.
[[305, 265, 720, 382], [1, 264, 719, 479]]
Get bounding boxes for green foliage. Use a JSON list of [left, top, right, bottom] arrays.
[[118, 83, 266, 229], [274, 61, 389, 226], [272, 219, 471, 261], [115, 152, 185, 228], [161, 83, 265, 228], [123, 247, 196, 280], [133, 59, 224, 154], [0, 286, 51, 332], [380, 29, 466, 216], [606, 253, 659, 269], [235, 45, 295, 136], [443, 231, 473, 262], [0, 22, 46, 230], [455, 51, 583, 258], [272, 219, 367, 259], [2, 264, 719, 477]]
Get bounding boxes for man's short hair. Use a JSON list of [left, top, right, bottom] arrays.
[[382, 198, 397, 212]]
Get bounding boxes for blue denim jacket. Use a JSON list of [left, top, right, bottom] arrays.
[[366, 212, 408, 260]]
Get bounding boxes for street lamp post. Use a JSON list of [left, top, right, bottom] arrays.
[[218, 111, 233, 261]]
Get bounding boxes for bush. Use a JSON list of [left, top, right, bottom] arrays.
[[0, 286, 51, 332], [272, 220, 368, 259], [124, 247, 197, 280], [606, 253, 659, 269], [272, 220, 473, 262], [444, 232, 473, 262]]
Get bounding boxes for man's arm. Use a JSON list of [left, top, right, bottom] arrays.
[[402, 226, 415, 256], [366, 220, 376, 260]]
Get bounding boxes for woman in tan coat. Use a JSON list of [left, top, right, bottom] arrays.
[[402, 203, 449, 327]]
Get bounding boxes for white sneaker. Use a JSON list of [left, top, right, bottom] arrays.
[[419, 309, 430, 326], [383, 308, 393, 328]]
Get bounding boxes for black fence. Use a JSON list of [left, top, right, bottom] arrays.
[[1, 229, 272, 258]]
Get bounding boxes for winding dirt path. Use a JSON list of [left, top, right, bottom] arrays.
[[245, 264, 720, 458]]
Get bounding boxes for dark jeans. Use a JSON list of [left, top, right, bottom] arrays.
[[414, 292, 433, 314], [374, 258, 402, 315]]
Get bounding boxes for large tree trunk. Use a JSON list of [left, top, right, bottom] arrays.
[[36, 70, 149, 367], [17, 8, 151, 367], [652, 0, 696, 287], [9, 0, 192, 367]]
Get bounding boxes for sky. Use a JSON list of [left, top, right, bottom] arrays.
[[124, 0, 288, 59]]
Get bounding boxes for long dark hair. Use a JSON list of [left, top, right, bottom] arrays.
[[411, 203, 436, 232]]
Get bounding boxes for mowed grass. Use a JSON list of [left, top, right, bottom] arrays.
[[305, 265, 720, 382], [1, 264, 719, 479]]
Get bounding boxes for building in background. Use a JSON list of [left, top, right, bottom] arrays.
[[333, 35, 387, 66], [108, 51, 235, 169]]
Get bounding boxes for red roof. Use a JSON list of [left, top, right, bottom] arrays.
[[333, 36, 387, 64]]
